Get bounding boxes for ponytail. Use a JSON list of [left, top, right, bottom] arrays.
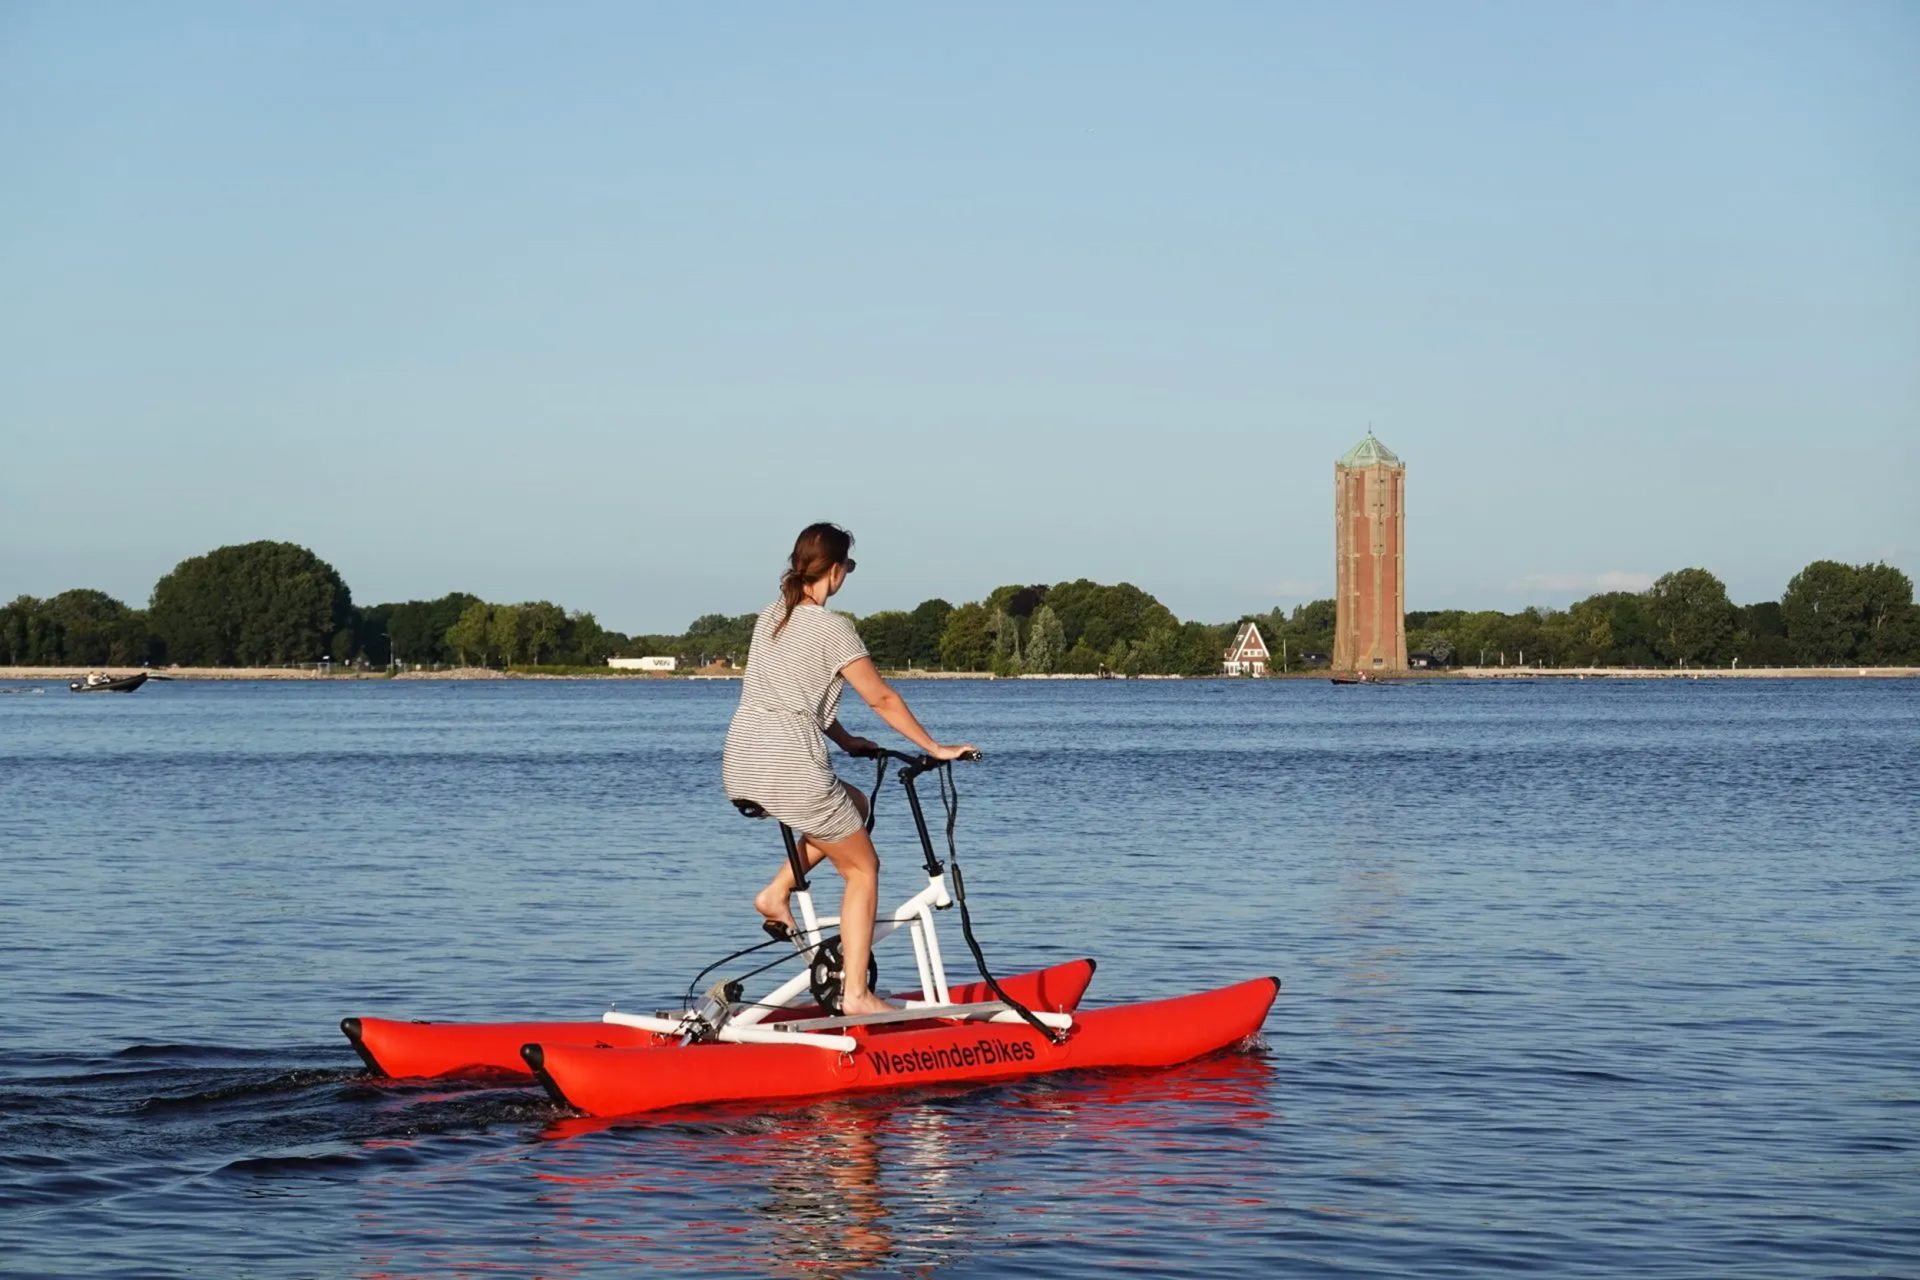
[[774, 522, 854, 636]]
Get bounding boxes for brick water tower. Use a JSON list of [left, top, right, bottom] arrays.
[[1333, 432, 1408, 672]]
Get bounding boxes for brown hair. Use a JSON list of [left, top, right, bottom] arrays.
[[774, 522, 854, 635]]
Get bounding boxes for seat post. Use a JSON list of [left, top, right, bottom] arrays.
[[779, 822, 810, 892], [733, 799, 813, 896]]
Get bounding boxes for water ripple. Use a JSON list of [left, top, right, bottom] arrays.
[[1, 678, 1915, 1276]]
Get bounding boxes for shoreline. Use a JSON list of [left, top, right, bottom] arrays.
[[1451, 665, 1920, 680], [4, 664, 1917, 683]]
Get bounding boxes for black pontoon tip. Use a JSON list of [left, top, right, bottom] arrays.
[[340, 1017, 383, 1074], [521, 1043, 572, 1107]]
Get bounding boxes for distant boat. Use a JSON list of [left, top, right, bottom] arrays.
[[69, 672, 148, 694], [1330, 673, 1394, 686]]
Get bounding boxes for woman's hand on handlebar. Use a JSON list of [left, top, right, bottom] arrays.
[[929, 743, 980, 762], [839, 735, 882, 757]]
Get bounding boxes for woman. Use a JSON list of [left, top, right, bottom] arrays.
[[723, 522, 976, 1019]]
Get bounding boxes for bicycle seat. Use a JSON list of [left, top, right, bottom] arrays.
[[732, 799, 769, 820]]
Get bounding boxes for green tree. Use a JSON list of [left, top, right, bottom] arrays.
[[1856, 563, 1917, 663], [40, 589, 140, 664], [684, 612, 757, 665], [1733, 601, 1795, 666], [559, 610, 619, 665], [1595, 593, 1657, 665], [1871, 604, 1920, 664], [1271, 598, 1336, 662], [983, 584, 1049, 620], [1645, 568, 1736, 665], [1044, 580, 1178, 654], [1061, 639, 1105, 674], [445, 601, 494, 666], [1412, 632, 1456, 666], [856, 611, 915, 669], [148, 541, 354, 666], [907, 599, 953, 668], [1025, 604, 1065, 674], [1291, 598, 1336, 635], [938, 602, 995, 671], [374, 592, 481, 667], [1784, 560, 1920, 663], [519, 601, 566, 665], [1, 595, 58, 664], [1782, 560, 1863, 663], [490, 604, 524, 666], [1118, 626, 1182, 675], [990, 609, 1022, 666], [1550, 597, 1615, 666], [1177, 621, 1235, 674]]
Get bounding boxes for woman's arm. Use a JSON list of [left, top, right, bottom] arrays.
[[840, 657, 976, 760], [824, 720, 879, 756]]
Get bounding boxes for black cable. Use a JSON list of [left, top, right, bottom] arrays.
[[939, 762, 1067, 1044], [863, 751, 891, 832], [681, 933, 795, 1014]]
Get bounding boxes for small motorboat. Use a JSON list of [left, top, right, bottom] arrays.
[[342, 750, 1278, 1117], [69, 672, 148, 693]]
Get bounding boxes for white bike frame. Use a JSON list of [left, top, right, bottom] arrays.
[[602, 752, 1072, 1053]]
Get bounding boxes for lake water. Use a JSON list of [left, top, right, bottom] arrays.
[[2, 676, 1916, 1277]]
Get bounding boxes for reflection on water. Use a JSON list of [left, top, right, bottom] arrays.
[[364, 1053, 1283, 1278]]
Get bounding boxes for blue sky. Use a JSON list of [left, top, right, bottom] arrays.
[[4, 2, 1915, 633]]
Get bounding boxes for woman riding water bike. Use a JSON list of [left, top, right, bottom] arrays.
[[722, 522, 977, 1019]]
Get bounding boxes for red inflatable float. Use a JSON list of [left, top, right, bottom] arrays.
[[525, 977, 1278, 1117]]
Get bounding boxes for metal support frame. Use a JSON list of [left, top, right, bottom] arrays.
[[605, 753, 1069, 1052]]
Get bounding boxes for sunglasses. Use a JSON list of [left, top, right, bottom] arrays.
[[842, 558, 857, 574]]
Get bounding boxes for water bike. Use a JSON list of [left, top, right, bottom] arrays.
[[342, 750, 1278, 1117]]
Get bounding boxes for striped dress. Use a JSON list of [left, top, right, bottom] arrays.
[[722, 600, 871, 841]]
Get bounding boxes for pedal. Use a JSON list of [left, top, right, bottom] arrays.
[[762, 919, 791, 942]]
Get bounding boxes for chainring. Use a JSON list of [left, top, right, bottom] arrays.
[[807, 936, 879, 1016]]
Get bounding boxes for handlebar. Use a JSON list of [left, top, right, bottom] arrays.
[[848, 744, 981, 778]]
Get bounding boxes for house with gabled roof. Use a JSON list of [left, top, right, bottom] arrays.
[[1222, 621, 1270, 676]]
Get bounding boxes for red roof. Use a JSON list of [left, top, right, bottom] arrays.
[[1224, 622, 1269, 661]]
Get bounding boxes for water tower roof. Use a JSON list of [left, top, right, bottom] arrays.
[[1337, 432, 1401, 468]]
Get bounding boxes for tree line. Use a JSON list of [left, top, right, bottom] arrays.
[[0, 542, 623, 669], [1397, 563, 1920, 669], [3, 541, 1916, 671]]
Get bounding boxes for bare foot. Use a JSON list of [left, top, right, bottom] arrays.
[[838, 990, 899, 1018], [753, 886, 796, 934]]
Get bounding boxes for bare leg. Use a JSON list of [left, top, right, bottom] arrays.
[[805, 822, 891, 1017], [753, 785, 869, 933]]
